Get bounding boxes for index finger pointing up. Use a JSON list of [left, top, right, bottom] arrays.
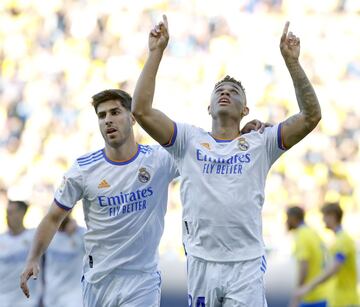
[[162, 14, 168, 30], [281, 21, 290, 42]]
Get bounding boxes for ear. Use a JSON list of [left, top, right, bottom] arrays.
[[207, 105, 211, 115], [242, 106, 249, 117], [130, 112, 136, 126]]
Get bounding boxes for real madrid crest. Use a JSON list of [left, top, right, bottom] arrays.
[[138, 167, 151, 183], [237, 137, 249, 151]]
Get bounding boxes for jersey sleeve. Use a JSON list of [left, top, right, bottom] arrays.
[[54, 161, 84, 210], [263, 123, 286, 166], [162, 122, 192, 161], [294, 231, 311, 261]]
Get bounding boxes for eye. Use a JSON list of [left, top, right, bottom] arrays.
[[97, 113, 105, 119], [111, 109, 121, 115]]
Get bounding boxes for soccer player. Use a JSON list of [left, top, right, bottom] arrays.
[[20, 89, 179, 307], [286, 206, 329, 307], [293, 203, 359, 307], [19, 89, 264, 306], [132, 15, 321, 306], [43, 216, 85, 307], [0, 200, 41, 307]]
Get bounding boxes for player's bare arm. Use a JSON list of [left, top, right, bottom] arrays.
[[280, 22, 321, 149], [132, 15, 174, 145], [290, 260, 342, 306], [20, 202, 69, 298]]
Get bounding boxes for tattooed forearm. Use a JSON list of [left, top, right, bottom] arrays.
[[285, 60, 321, 128]]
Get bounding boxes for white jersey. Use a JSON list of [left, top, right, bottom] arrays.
[[164, 123, 285, 262], [54, 144, 178, 283], [43, 226, 85, 307], [0, 229, 41, 307]]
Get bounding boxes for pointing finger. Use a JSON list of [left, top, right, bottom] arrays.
[[162, 14, 168, 31], [281, 21, 290, 43]]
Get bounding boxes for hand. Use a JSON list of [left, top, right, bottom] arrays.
[[149, 15, 169, 53], [241, 119, 272, 134], [20, 260, 40, 298], [288, 283, 312, 307], [280, 21, 300, 63]]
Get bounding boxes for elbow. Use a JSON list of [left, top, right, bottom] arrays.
[[305, 110, 321, 131], [131, 101, 145, 119]]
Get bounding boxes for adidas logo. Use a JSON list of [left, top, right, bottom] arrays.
[[201, 143, 211, 150], [98, 179, 110, 189]]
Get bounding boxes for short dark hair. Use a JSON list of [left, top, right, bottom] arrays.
[[91, 89, 132, 112], [287, 206, 305, 222], [321, 202, 343, 223], [214, 75, 246, 94], [8, 200, 29, 214]]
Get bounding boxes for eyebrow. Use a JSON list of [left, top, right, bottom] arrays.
[[215, 84, 241, 93], [97, 107, 121, 115]]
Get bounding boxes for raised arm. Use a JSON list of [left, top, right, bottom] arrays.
[[20, 202, 69, 298], [132, 15, 174, 145], [279, 22, 321, 149]]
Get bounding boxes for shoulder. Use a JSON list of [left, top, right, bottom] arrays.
[[76, 149, 104, 169]]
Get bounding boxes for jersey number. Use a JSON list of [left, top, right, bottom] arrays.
[[188, 295, 205, 307]]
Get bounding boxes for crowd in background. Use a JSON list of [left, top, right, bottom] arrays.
[[0, 0, 359, 263]]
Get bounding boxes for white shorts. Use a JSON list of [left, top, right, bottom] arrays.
[[82, 269, 161, 307], [187, 255, 268, 307]]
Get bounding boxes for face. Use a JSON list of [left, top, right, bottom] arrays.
[[6, 203, 25, 231], [286, 214, 298, 230], [97, 100, 135, 148], [209, 82, 249, 120], [322, 213, 336, 229]]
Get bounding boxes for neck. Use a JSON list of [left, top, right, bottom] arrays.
[[211, 117, 241, 140], [331, 224, 342, 233], [105, 138, 138, 162], [9, 225, 25, 236]]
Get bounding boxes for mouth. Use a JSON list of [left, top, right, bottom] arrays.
[[218, 98, 231, 106], [106, 128, 117, 135]]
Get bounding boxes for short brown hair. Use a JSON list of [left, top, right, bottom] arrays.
[[91, 89, 132, 112], [8, 200, 29, 214], [321, 202, 343, 223], [214, 75, 246, 94], [287, 206, 305, 222]]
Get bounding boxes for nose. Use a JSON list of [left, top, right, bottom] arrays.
[[220, 90, 230, 96], [104, 113, 113, 125]]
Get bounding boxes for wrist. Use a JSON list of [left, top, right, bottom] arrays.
[[284, 58, 300, 67], [149, 49, 165, 58]]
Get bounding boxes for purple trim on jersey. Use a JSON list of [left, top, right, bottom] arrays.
[[335, 252, 346, 263], [54, 198, 72, 211], [103, 145, 140, 165], [162, 122, 177, 147], [277, 123, 286, 150], [208, 133, 234, 143]]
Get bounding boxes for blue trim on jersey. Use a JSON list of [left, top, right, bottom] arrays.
[[54, 198, 72, 211], [262, 255, 267, 265], [335, 252, 346, 263], [300, 300, 327, 307], [162, 122, 177, 147], [103, 145, 140, 165], [78, 154, 104, 166], [335, 226, 343, 233], [277, 123, 286, 150], [208, 133, 234, 143], [139, 144, 153, 154], [77, 150, 103, 162]]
